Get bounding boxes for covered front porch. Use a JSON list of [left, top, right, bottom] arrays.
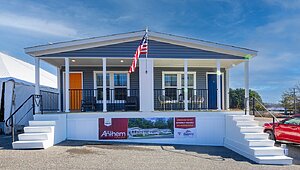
[[37, 57, 249, 113], [25, 30, 256, 114]]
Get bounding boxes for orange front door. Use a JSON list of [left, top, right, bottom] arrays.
[[69, 73, 82, 111]]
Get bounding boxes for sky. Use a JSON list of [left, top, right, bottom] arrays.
[[0, 0, 299, 103]]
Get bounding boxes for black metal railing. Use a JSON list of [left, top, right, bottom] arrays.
[[69, 89, 139, 112], [154, 89, 208, 111], [5, 94, 42, 142], [40, 90, 59, 112]]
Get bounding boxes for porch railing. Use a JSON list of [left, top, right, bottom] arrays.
[[69, 89, 139, 112], [40, 90, 59, 112], [154, 89, 208, 111]]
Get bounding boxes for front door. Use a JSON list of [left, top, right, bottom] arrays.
[[208, 74, 222, 109], [69, 73, 82, 111]]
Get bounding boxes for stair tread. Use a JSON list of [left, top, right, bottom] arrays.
[[19, 132, 51, 136], [256, 155, 293, 160], [250, 146, 283, 150], [13, 140, 48, 144]]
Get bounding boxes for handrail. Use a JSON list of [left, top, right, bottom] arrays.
[[5, 94, 42, 142], [251, 97, 280, 122]]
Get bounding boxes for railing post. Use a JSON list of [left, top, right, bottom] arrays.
[[11, 115, 14, 142], [252, 97, 255, 116], [32, 95, 35, 115], [272, 117, 275, 133]]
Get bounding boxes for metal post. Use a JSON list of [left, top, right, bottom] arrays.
[[293, 88, 296, 114], [184, 59, 188, 111], [11, 116, 14, 142], [65, 58, 70, 112], [216, 60, 221, 111], [103, 58, 107, 112], [252, 97, 255, 116]]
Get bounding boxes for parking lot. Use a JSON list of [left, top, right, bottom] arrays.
[[1, 135, 300, 170]]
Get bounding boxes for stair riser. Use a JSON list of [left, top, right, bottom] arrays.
[[248, 141, 275, 147], [253, 150, 284, 156], [13, 142, 50, 149], [29, 121, 56, 126], [258, 159, 293, 165], [240, 128, 264, 133], [232, 117, 254, 121], [243, 134, 269, 140], [24, 127, 53, 133], [236, 122, 258, 126], [18, 134, 49, 141]]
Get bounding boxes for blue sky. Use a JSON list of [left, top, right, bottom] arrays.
[[0, 0, 299, 103]]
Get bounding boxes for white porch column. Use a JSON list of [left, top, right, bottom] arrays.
[[184, 59, 188, 111], [244, 60, 250, 115], [225, 68, 230, 110], [35, 58, 40, 113], [57, 67, 61, 112], [139, 58, 154, 112], [65, 58, 70, 112], [216, 60, 221, 111], [103, 58, 107, 112]]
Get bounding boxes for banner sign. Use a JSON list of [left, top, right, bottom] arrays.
[[99, 117, 196, 140], [99, 118, 128, 139], [174, 117, 197, 138]]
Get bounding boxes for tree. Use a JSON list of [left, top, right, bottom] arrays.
[[280, 87, 300, 114], [229, 88, 263, 110]]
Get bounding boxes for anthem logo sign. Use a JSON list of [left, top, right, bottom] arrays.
[[99, 118, 128, 140]]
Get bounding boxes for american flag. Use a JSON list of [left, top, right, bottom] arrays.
[[128, 32, 148, 73]]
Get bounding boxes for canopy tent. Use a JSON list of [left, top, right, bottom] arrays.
[[0, 52, 58, 134]]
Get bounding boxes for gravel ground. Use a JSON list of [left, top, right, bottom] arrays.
[[1, 137, 300, 170]]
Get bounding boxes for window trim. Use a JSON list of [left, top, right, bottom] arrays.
[[93, 71, 130, 102], [162, 71, 196, 101]]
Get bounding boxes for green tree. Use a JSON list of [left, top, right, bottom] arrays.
[[229, 88, 263, 110]]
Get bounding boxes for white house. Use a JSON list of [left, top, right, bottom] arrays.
[[7, 30, 292, 165]]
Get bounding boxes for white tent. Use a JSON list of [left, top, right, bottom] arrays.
[[0, 52, 58, 134]]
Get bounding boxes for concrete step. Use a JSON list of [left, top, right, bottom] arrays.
[[239, 126, 264, 133], [250, 146, 284, 156], [29, 121, 56, 126], [12, 140, 50, 149], [247, 139, 275, 147], [236, 121, 259, 127], [243, 132, 269, 140], [256, 155, 293, 165], [231, 115, 254, 121], [24, 126, 54, 133], [18, 133, 51, 141]]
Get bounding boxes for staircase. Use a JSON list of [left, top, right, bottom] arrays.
[[224, 115, 292, 165], [12, 120, 55, 149]]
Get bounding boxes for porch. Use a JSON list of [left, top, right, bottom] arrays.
[[25, 30, 256, 114]]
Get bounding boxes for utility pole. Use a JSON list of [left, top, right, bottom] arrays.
[[293, 88, 296, 114]]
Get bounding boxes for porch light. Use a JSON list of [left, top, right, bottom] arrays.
[[216, 70, 222, 75], [71, 59, 76, 63], [120, 60, 124, 63], [231, 64, 236, 67]]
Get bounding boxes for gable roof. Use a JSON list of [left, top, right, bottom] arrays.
[[25, 30, 257, 58], [0, 52, 57, 88]]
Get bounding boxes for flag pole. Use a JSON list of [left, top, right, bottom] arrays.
[[145, 27, 148, 74]]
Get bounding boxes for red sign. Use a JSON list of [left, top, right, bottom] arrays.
[[175, 117, 196, 129], [99, 118, 128, 140]]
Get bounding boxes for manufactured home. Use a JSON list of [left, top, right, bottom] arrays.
[[7, 30, 292, 164]]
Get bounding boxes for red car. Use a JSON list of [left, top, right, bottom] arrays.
[[264, 115, 300, 144]]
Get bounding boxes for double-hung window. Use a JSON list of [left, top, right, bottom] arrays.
[[94, 71, 129, 101], [163, 72, 196, 101]]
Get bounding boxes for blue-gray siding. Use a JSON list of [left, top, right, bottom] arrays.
[[42, 40, 243, 59]]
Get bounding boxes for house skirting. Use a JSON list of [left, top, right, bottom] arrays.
[[35, 111, 244, 146]]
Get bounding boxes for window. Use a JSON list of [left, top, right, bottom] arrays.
[[163, 72, 196, 101], [164, 74, 178, 100], [94, 72, 129, 101], [284, 118, 300, 126], [114, 73, 128, 100], [95, 73, 110, 100]]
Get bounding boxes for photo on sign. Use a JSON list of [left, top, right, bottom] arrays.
[[128, 118, 174, 139]]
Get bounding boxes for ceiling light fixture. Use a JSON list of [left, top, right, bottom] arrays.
[[71, 59, 76, 62], [120, 60, 124, 63]]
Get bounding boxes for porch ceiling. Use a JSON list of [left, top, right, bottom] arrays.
[[43, 58, 243, 69]]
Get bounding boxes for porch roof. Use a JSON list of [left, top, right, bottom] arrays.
[[25, 30, 257, 59]]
